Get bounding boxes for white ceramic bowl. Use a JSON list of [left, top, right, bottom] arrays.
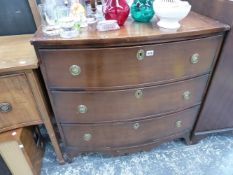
[[153, 1, 191, 29]]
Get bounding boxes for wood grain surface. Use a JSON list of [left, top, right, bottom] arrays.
[[61, 106, 199, 151], [25, 70, 65, 164], [39, 35, 222, 90], [31, 12, 229, 47], [0, 35, 64, 163], [64, 130, 191, 156], [27, 0, 41, 28], [0, 34, 38, 73], [0, 127, 43, 175], [0, 73, 41, 132], [52, 75, 208, 123]]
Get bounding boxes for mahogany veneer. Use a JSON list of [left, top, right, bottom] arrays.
[[62, 106, 199, 156], [40, 35, 221, 90], [52, 75, 208, 123], [32, 12, 229, 158]]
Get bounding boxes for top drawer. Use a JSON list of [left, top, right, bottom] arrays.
[[0, 74, 41, 131], [39, 35, 222, 90]]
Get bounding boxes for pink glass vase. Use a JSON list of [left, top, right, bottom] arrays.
[[102, 0, 130, 26]]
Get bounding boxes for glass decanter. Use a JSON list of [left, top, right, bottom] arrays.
[[102, 0, 130, 26]]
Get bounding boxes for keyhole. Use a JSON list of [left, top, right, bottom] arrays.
[[135, 89, 143, 99]]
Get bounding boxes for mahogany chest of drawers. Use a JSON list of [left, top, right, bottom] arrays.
[[31, 12, 229, 158]]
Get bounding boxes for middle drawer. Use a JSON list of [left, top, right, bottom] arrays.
[[51, 75, 208, 123]]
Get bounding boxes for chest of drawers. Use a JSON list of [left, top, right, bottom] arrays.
[[32, 12, 229, 158]]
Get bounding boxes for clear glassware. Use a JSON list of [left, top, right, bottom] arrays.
[[38, 4, 61, 36], [56, 6, 80, 38], [70, 0, 87, 27], [86, 15, 97, 31]]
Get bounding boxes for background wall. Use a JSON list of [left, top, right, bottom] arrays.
[[0, 0, 37, 35]]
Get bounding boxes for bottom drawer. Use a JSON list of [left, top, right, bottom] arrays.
[[61, 106, 199, 150]]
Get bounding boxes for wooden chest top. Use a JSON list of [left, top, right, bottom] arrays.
[[0, 34, 38, 73], [31, 12, 229, 47]]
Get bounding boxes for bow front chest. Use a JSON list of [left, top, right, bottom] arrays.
[[31, 12, 229, 158]]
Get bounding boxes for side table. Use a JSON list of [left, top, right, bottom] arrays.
[[0, 34, 64, 164]]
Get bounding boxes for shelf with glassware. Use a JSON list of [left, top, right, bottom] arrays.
[[37, 0, 192, 38]]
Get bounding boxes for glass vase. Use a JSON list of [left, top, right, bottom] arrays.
[[102, 0, 130, 26], [130, 0, 154, 23]]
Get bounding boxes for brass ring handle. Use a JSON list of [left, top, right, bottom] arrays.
[[137, 49, 145, 61], [83, 133, 92, 141], [135, 89, 143, 99], [191, 53, 199, 64], [0, 102, 12, 113], [78, 105, 87, 114], [133, 122, 140, 130], [183, 91, 191, 100], [69, 65, 81, 76], [176, 120, 182, 128]]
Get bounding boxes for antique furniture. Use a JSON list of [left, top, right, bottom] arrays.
[[188, 0, 233, 142], [0, 127, 43, 175], [31, 12, 229, 158], [0, 35, 64, 163]]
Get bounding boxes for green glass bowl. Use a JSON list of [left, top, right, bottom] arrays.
[[130, 0, 155, 23]]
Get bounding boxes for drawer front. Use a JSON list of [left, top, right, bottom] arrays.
[[40, 35, 221, 90], [0, 74, 41, 130], [52, 75, 208, 123], [61, 106, 199, 150]]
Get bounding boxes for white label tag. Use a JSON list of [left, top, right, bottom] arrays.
[[146, 50, 154, 57]]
